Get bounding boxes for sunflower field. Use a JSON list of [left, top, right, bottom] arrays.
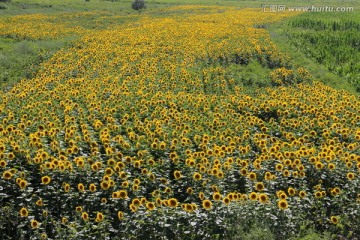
[[0, 4, 359, 240]]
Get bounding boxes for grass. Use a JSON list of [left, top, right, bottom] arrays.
[[271, 11, 360, 92], [268, 19, 359, 95], [0, 37, 73, 91]]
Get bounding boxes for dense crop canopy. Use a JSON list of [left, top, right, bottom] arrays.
[[0, 6, 358, 239]]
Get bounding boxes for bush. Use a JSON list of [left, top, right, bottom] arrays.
[[0, 0, 11, 2], [132, 0, 145, 11]]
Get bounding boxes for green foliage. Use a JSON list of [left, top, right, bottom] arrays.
[[283, 12, 360, 91], [0, 38, 70, 91]]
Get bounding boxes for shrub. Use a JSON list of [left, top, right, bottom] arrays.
[[132, 0, 145, 11]]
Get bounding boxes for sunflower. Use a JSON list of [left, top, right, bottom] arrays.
[[78, 183, 85, 192], [330, 216, 339, 224], [299, 191, 306, 198], [155, 198, 162, 206], [159, 141, 166, 150], [81, 212, 89, 221], [19, 207, 29, 217], [184, 203, 194, 213], [0, 160, 6, 168], [328, 163, 336, 171], [333, 187, 341, 195], [314, 191, 322, 198], [19, 179, 27, 189], [346, 172, 355, 180], [89, 183, 97, 192], [112, 191, 120, 199], [146, 202, 156, 211], [63, 183, 70, 192], [91, 163, 99, 171], [100, 181, 110, 190], [173, 170, 182, 180], [287, 187, 296, 196], [258, 193, 268, 204], [202, 199, 212, 210], [104, 168, 113, 176], [61, 217, 68, 224], [95, 212, 104, 222], [277, 199, 288, 210], [131, 198, 140, 206], [42, 210, 48, 217], [168, 198, 178, 208], [275, 164, 283, 171], [193, 172, 202, 181], [249, 192, 258, 201], [119, 190, 128, 199], [36, 199, 43, 206], [40, 233, 47, 240], [130, 204, 138, 212], [223, 197, 230, 205], [248, 172, 257, 181], [346, 161, 353, 168], [264, 171, 272, 181], [212, 192, 222, 201], [315, 162, 324, 170], [121, 181, 129, 188], [30, 219, 40, 229], [75, 206, 83, 212], [41, 176, 51, 185], [239, 168, 248, 176], [255, 182, 265, 191], [216, 171, 224, 179], [198, 192, 205, 200], [143, 168, 150, 176], [164, 187, 172, 194], [76, 158, 85, 168], [2, 170, 13, 180], [118, 211, 124, 220], [132, 184, 139, 191], [282, 170, 290, 177]]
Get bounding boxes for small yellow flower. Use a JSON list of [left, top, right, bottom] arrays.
[[95, 212, 104, 222], [330, 216, 339, 224], [19, 207, 29, 217], [278, 199, 288, 210], [117, 211, 124, 220], [41, 176, 51, 185], [202, 199, 212, 210], [81, 212, 89, 221], [30, 219, 40, 229], [2, 170, 13, 180]]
